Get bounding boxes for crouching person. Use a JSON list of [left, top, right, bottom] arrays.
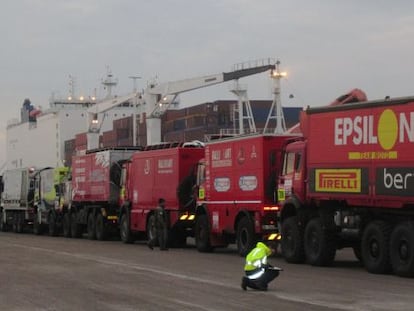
[[241, 242, 282, 291]]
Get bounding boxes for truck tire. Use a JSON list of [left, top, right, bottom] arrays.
[[120, 213, 134, 244], [281, 216, 305, 263], [95, 213, 107, 241], [63, 213, 71, 238], [236, 216, 256, 257], [48, 213, 58, 237], [146, 214, 158, 246], [304, 217, 336, 266], [33, 213, 43, 235], [390, 221, 414, 277], [87, 213, 96, 240], [12, 212, 19, 233], [13, 212, 24, 233], [361, 220, 392, 274], [195, 214, 213, 252], [71, 212, 82, 238], [0, 211, 7, 232]]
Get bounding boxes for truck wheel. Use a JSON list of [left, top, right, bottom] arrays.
[[146, 214, 158, 246], [195, 214, 213, 252], [304, 218, 336, 266], [281, 216, 305, 263], [236, 216, 256, 257], [390, 221, 414, 277], [71, 212, 82, 238], [12, 212, 19, 233], [17, 212, 24, 233], [361, 220, 392, 274], [63, 213, 71, 238], [95, 213, 107, 241], [87, 213, 96, 240], [120, 213, 133, 244], [0, 211, 7, 232], [48, 213, 58, 237], [33, 213, 43, 235]]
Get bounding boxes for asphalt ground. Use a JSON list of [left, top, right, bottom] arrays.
[[0, 233, 413, 311]]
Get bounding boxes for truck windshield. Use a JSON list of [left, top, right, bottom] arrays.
[[283, 152, 296, 175], [197, 163, 205, 185]]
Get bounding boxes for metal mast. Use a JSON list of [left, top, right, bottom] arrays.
[[263, 60, 287, 134], [129, 75, 141, 146], [230, 80, 256, 135], [102, 68, 118, 99]]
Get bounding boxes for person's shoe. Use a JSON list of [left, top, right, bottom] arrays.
[[147, 243, 153, 250], [241, 277, 247, 291]]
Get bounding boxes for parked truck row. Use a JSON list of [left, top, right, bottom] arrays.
[[0, 135, 284, 256], [2, 90, 414, 278]]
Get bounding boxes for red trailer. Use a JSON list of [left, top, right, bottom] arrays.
[[63, 147, 139, 240], [278, 96, 414, 277], [118, 143, 204, 246], [195, 134, 291, 256]]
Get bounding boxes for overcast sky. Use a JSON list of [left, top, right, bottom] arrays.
[[1, 0, 414, 166]]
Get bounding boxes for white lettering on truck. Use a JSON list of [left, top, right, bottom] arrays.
[[383, 168, 414, 190], [334, 110, 414, 149]]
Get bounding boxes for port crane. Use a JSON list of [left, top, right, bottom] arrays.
[[87, 59, 279, 149]]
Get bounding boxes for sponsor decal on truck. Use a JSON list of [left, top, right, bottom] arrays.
[[376, 167, 414, 196], [309, 168, 369, 194], [334, 108, 414, 160]]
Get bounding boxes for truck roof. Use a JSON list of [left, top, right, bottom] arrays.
[[206, 133, 297, 145], [306, 96, 414, 115], [85, 146, 143, 154]]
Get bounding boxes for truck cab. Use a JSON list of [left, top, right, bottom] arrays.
[[278, 139, 306, 211]]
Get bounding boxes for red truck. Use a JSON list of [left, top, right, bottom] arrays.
[[118, 143, 204, 246], [195, 134, 290, 256], [278, 96, 414, 277], [63, 147, 139, 240]]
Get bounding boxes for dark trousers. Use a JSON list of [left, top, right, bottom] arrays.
[[243, 267, 280, 290], [148, 227, 168, 250]]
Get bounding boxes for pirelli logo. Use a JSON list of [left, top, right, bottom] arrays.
[[315, 169, 361, 193]]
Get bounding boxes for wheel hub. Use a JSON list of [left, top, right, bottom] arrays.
[[369, 239, 380, 258]]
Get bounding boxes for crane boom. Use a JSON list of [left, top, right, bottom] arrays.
[[148, 64, 275, 96], [144, 62, 277, 145], [86, 92, 141, 150], [87, 92, 139, 114]]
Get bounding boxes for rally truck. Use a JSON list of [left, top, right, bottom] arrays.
[[32, 166, 70, 236], [278, 95, 414, 277], [0, 167, 45, 232], [195, 134, 291, 256], [118, 142, 204, 247], [63, 147, 139, 240]]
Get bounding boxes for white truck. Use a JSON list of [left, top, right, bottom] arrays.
[[0, 167, 71, 235], [0, 168, 36, 232]]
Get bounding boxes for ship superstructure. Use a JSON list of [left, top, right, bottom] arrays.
[[6, 73, 137, 169]]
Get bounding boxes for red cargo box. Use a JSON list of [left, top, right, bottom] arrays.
[[303, 98, 414, 207], [127, 146, 204, 231], [72, 149, 136, 204], [204, 134, 289, 204]]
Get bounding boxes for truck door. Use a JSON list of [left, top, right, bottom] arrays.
[[279, 141, 306, 204], [196, 161, 206, 201], [119, 164, 128, 206]]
